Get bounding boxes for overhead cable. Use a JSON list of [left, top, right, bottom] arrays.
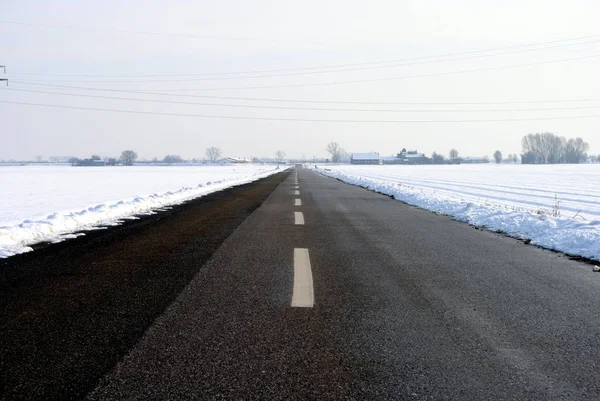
[[10, 81, 600, 105], [2, 100, 600, 123], [7, 87, 600, 113]]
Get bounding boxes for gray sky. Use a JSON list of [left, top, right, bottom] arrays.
[[1, 0, 600, 160]]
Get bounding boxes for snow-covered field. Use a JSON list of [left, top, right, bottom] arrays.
[[316, 164, 600, 262], [0, 165, 284, 258]]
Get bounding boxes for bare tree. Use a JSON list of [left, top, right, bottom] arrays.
[[275, 150, 286, 163], [340, 150, 351, 163], [522, 133, 563, 164], [522, 133, 589, 164], [449, 148, 459, 161], [120, 150, 137, 166], [326, 142, 344, 163], [205, 147, 222, 163], [493, 150, 503, 164], [564, 137, 590, 163]]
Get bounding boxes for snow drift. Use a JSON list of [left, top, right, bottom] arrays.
[[0, 165, 285, 258], [316, 164, 600, 262]]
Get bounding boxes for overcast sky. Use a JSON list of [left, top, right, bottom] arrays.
[[1, 0, 599, 160]]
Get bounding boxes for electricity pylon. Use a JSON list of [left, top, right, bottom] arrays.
[[0, 65, 7, 86]]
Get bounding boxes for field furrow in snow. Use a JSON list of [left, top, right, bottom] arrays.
[[0, 165, 284, 258], [316, 164, 600, 262]]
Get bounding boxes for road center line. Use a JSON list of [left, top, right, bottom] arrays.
[[294, 198, 302, 206], [294, 211, 305, 225], [292, 248, 314, 308], [294, 190, 300, 195]]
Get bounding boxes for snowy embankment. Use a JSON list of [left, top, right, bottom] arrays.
[[0, 165, 285, 258], [316, 164, 600, 262]]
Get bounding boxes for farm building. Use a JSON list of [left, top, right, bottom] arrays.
[[218, 157, 251, 164], [382, 149, 429, 164], [399, 149, 428, 164], [381, 156, 400, 165], [351, 153, 380, 165]]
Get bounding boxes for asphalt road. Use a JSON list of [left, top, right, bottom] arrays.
[[3, 168, 600, 400], [0, 172, 288, 401]]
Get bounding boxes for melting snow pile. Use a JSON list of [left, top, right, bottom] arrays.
[[1, 165, 285, 258], [317, 164, 600, 261]]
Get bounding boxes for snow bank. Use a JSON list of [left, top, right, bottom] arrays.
[[0, 166, 285, 258], [316, 165, 600, 262]]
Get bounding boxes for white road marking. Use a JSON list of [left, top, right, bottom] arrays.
[[295, 185, 300, 190], [292, 248, 314, 307], [294, 190, 300, 195], [294, 198, 302, 206], [294, 211, 305, 225]]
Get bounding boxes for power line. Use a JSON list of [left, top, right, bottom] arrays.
[[11, 81, 600, 105], [2, 99, 600, 123], [16, 53, 595, 92], [8, 87, 600, 113], [0, 20, 327, 45], [13, 39, 600, 83], [11, 33, 600, 78]]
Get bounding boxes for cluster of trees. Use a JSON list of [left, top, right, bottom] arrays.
[[72, 147, 225, 166], [162, 154, 183, 164], [431, 149, 461, 164], [70, 151, 136, 166], [492, 151, 520, 164], [506, 153, 520, 163], [589, 155, 600, 163], [119, 147, 290, 164], [520, 133, 589, 164], [430, 152, 446, 164], [122, 148, 225, 164], [117, 147, 290, 164]]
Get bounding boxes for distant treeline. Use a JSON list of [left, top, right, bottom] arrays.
[[521, 133, 591, 164]]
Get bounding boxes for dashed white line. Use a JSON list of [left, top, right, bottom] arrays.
[[294, 211, 305, 225], [292, 248, 314, 307], [294, 198, 302, 206], [294, 190, 300, 195]]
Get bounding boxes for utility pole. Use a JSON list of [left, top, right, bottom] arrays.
[[0, 65, 7, 86]]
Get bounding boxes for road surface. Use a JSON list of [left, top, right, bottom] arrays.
[[2, 168, 599, 400]]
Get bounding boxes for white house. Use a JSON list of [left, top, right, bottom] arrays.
[[218, 157, 251, 164]]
